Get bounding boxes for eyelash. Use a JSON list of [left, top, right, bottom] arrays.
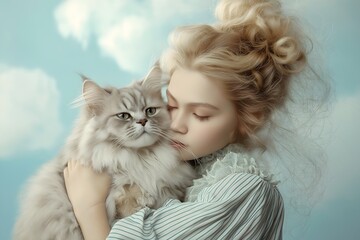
[[167, 105, 210, 121], [167, 105, 176, 111], [193, 113, 210, 121]]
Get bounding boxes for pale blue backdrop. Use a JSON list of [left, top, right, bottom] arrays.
[[1, 0, 359, 239]]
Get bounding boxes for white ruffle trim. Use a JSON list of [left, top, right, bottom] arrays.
[[186, 144, 278, 201]]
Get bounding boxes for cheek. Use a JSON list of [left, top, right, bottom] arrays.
[[198, 127, 223, 144], [191, 120, 235, 155], [108, 119, 130, 134]]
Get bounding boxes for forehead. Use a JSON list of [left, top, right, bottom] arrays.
[[107, 86, 163, 111], [167, 68, 228, 106], [104, 87, 141, 109]]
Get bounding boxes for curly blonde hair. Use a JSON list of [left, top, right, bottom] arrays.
[[160, 0, 309, 148], [159, 0, 332, 216]]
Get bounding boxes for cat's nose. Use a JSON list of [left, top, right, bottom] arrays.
[[136, 119, 148, 126]]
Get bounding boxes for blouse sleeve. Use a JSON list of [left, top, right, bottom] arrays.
[[107, 172, 284, 240]]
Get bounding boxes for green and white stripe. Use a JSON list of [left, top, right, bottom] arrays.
[[107, 172, 284, 240]]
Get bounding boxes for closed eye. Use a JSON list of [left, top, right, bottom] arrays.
[[167, 105, 177, 111], [193, 113, 210, 121]]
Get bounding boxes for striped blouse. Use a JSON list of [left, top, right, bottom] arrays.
[[107, 145, 284, 240]]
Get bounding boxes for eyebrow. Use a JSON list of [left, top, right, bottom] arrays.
[[166, 89, 219, 110]]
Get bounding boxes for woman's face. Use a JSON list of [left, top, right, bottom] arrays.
[[167, 68, 238, 161]]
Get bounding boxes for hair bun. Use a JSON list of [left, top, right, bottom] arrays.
[[215, 0, 281, 22], [215, 0, 306, 74]]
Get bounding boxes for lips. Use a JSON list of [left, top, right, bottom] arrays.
[[170, 140, 186, 149]]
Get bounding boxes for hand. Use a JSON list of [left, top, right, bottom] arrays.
[[64, 161, 112, 240], [63, 160, 112, 216]]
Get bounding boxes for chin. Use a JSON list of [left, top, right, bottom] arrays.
[[124, 134, 158, 149], [177, 147, 212, 161]]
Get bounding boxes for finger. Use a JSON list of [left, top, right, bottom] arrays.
[[63, 167, 68, 182], [67, 160, 75, 170]]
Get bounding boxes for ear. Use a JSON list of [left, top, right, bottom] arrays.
[[79, 74, 89, 83], [82, 79, 109, 115], [141, 61, 165, 93], [235, 111, 266, 142]]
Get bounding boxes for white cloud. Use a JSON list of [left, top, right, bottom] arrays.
[[98, 15, 154, 73], [54, 0, 213, 74], [0, 65, 63, 158]]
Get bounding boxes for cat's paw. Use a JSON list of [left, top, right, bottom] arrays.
[[137, 192, 156, 208], [115, 184, 143, 218]]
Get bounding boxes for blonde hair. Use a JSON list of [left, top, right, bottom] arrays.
[[160, 0, 331, 214], [161, 0, 308, 147]]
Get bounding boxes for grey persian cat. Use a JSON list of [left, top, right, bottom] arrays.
[[13, 66, 196, 240]]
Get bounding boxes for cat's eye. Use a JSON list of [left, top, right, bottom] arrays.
[[145, 107, 157, 117], [116, 112, 131, 120]]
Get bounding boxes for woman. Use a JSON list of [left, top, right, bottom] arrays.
[[64, 0, 327, 239]]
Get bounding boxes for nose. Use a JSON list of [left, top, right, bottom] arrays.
[[136, 119, 148, 126], [170, 110, 187, 134]]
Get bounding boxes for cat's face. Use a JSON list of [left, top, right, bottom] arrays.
[[83, 80, 170, 149]]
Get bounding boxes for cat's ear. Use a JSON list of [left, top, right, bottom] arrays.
[[82, 79, 109, 115], [80, 74, 89, 83], [141, 61, 165, 93]]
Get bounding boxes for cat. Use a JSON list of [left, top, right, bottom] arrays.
[[13, 65, 197, 240]]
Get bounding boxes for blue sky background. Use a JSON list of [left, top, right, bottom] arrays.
[[1, 0, 359, 239]]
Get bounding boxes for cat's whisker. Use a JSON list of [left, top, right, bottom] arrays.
[[150, 128, 170, 138], [115, 129, 136, 146], [110, 128, 135, 146], [71, 90, 105, 109], [151, 129, 200, 161], [178, 144, 200, 161], [151, 128, 175, 140], [151, 130, 174, 142], [112, 137, 125, 147]]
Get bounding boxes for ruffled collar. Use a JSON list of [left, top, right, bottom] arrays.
[[186, 144, 278, 201]]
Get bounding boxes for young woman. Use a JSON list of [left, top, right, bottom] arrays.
[[64, 0, 328, 239]]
